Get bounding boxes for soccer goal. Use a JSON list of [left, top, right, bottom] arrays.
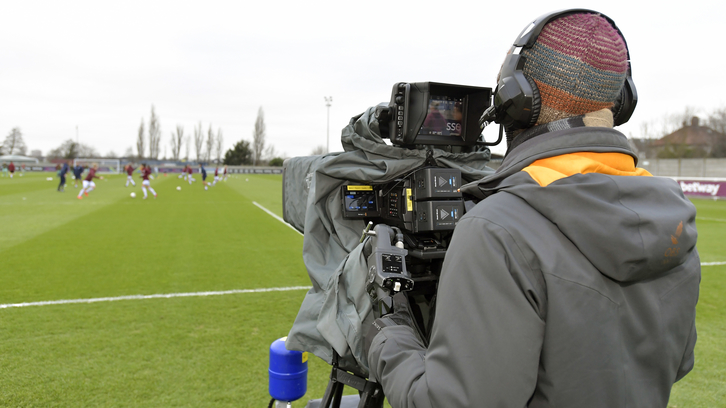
[[73, 158, 121, 174]]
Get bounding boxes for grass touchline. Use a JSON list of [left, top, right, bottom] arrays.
[[253, 201, 303, 236], [0, 286, 313, 309]]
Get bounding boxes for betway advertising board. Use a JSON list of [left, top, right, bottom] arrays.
[[674, 178, 725, 199]]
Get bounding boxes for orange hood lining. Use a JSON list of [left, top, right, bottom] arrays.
[[523, 152, 652, 187]]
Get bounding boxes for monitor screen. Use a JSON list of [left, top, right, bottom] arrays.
[[418, 96, 464, 137]]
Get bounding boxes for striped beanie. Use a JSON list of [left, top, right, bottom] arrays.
[[521, 13, 628, 125]]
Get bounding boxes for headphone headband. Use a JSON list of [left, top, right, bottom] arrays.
[[511, 9, 631, 60]]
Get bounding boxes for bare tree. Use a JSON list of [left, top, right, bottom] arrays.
[[706, 106, 726, 135], [148, 105, 161, 159], [170, 125, 184, 161], [2, 127, 26, 155], [136, 119, 145, 159], [707, 106, 726, 157], [215, 128, 224, 163], [264, 145, 277, 162], [105, 150, 118, 158], [252, 107, 266, 166], [205, 124, 214, 162], [184, 135, 191, 161], [194, 122, 203, 162], [48, 139, 98, 159], [311, 145, 326, 155], [124, 147, 134, 158]]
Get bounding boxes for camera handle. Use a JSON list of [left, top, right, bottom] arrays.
[[317, 351, 385, 408]]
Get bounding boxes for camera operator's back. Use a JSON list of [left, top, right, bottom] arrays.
[[365, 10, 700, 408]]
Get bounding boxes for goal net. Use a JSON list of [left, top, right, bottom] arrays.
[[73, 158, 121, 174]]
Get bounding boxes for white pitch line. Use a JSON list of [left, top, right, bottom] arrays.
[[2, 261, 723, 310], [697, 217, 726, 222], [0, 286, 312, 310], [253, 201, 303, 236]]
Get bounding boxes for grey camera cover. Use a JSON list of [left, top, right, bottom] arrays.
[[284, 105, 494, 375]]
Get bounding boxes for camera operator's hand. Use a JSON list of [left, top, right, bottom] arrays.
[[364, 292, 417, 356]]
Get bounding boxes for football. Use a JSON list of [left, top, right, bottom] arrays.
[[130, 192, 136, 198], [176, 186, 181, 191]]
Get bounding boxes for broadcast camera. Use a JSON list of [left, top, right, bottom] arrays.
[[344, 82, 493, 320], [282, 81, 494, 408]]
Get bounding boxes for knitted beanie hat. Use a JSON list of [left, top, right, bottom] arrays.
[[520, 13, 628, 125]]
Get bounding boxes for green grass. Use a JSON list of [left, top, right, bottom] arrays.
[[0, 173, 724, 407], [668, 198, 726, 407], [0, 172, 332, 407]]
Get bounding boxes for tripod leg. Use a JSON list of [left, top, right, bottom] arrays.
[[320, 379, 345, 408], [357, 382, 384, 408]]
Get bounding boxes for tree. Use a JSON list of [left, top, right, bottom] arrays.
[[136, 119, 145, 159], [48, 140, 78, 159], [124, 147, 134, 158], [184, 135, 191, 161], [47, 139, 98, 159], [310, 145, 326, 155], [3, 128, 27, 155], [264, 145, 277, 163], [148, 106, 161, 160], [170, 125, 184, 161], [706, 106, 726, 135], [252, 107, 266, 165], [268, 157, 284, 167], [215, 129, 224, 163], [223, 140, 252, 165], [706, 106, 726, 157], [205, 124, 214, 162], [104, 150, 118, 158], [194, 122, 203, 162]]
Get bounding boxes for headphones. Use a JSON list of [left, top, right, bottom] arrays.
[[488, 9, 638, 131]]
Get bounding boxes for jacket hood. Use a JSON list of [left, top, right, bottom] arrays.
[[464, 127, 697, 283]]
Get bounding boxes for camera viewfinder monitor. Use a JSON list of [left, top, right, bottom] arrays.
[[388, 82, 492, 147]]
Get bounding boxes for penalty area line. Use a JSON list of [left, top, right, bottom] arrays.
[[253, 201, 303, 236], [0, 286, 312, 310]]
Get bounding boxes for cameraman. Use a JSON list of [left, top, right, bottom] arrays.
[[365, 10, 700, 408]]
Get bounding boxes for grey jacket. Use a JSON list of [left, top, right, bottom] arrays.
[[368, 125, 700, 407]]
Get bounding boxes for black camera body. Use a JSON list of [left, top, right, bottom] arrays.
[[380, 82, 492, 147], [342, 167, 464, 234]]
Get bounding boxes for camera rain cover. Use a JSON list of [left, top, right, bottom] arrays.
[[284, 105, 494, 376]]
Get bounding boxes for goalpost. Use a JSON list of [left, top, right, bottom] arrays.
[[73, 158, 121, 174]]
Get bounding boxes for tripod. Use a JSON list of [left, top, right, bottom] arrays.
[[316, 351, 384, 408]]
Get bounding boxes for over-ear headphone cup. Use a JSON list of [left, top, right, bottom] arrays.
[[527, 76, 541, 128], [612, 80, 637, 127]]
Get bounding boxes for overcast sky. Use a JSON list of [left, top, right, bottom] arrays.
[[2, 0, 723, 159]]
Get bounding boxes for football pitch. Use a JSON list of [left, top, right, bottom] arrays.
[[1, 172, 724, 407]]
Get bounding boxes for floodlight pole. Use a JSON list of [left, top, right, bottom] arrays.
[[325, 96, 333, 153]]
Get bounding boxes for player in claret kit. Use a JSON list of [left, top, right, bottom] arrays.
[[140, 163, 157, 199], [77, 164, 103, 199], [187, 165, 194, 185], [223, 165, 228, 181], [125, 163, 136, 187], [7, 162, 15, 178], [212, 166, 219, 186]]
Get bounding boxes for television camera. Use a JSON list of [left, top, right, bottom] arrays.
[[282, 81, 495, 408]]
